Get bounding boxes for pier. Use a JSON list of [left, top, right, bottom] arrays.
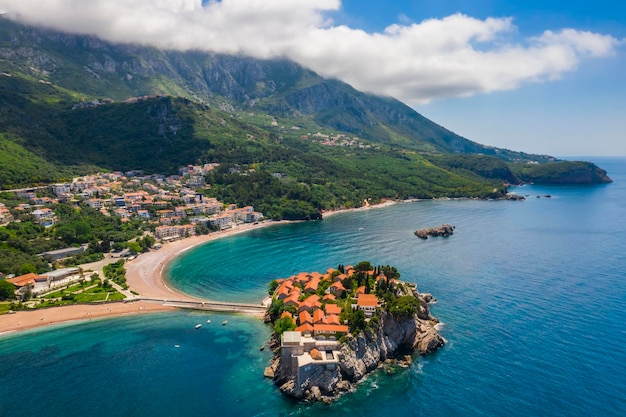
[[140, 297, 268, 315]]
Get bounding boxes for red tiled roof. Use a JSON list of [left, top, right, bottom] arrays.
[[357, 293, 379, 307], [7, 272, 48, 287], [324, 303, 342, 315], [299, 310, 313, 325], [313, 324, 349, 334], [313, 309, 326, 324], [295, 323, 314, 334]]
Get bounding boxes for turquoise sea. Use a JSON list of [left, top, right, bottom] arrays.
[[2, 157, 626, 417]]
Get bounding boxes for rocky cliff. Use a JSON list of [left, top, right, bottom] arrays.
[[273, 292, 445, 403]]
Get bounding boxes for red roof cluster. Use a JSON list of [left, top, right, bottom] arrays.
[[275, 268, 347, 336]]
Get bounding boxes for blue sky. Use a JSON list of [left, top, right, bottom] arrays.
[[333, 0, 626, 156], [1, 0, 624, 156]]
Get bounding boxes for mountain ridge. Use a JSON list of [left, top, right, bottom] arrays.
[[0, 17, 612, 199]]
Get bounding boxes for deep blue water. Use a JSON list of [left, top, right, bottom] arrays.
[[2, 157, 626, 417]]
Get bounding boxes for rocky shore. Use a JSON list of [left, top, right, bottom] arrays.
[[269, 290, 445, 403]]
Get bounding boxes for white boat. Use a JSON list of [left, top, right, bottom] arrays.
[[222, 320, 228, 325], [195, 323, 202, 329], [207, 319, 211, 324], [174, 344, 180, 348]]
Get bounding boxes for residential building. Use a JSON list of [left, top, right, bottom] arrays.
[[356, 294, 379, 318]]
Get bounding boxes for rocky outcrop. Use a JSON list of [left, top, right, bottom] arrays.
[[502, 193, 525, 201], [414, 224, 454, 239]]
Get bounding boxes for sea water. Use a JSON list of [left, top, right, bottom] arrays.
[[1, 157, 626, 417]]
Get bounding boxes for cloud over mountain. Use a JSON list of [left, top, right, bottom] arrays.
[[0, 0, 619, 103]]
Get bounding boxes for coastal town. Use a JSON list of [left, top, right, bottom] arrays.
[[0, 163, 264, 306]]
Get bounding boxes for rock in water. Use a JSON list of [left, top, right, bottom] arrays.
[[414, 224, 454, 239]]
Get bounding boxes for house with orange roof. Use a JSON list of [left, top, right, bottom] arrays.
[[310, 271, 323, 279], [313, 324, 349, 337], [298, 294, 321, 313], [299, 310, 313, 325], [284, 288, 302, 309], [294, 323, 314, 336], [304, 276, 320, 294], [276, 281, 293, 300], [295, 272, 311, 286], [313, 309, 326, 324], [356, 293, 379, 318], [324, 303, 342, 316], [355, 286, 366, 296], [329, 281, 345, 297], [322, 293, 336, 302], [7, 272, 50, 296], [333, 273, 348, 283], [325, 314, 341, 325]]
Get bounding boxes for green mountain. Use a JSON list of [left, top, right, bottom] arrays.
[[0, 17, 611, 204]]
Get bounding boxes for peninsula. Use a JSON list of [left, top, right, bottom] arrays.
[[264, 262, 444, 402]]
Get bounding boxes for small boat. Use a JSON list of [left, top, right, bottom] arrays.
[[174, 344, 180, 348], [222, 320, 228, 325], [207, 319, 211, 324], [195, 323, 202, 329], [260, 345, 265, 351]]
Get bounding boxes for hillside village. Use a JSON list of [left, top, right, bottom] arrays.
[[3, 163, 263, 236]]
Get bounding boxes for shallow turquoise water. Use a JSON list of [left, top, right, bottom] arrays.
[[2, 157, 625, 417]]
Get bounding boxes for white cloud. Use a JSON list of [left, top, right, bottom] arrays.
[[0, 0, 619, 103]]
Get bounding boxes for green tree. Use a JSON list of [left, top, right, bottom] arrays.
[[267, 279, 279, 296], [348, 308, 366, 333], [273, 316, 296, 336], [19, 263, 36, 275], [0, 279, 16, 300], [388, 295, 419, 318]]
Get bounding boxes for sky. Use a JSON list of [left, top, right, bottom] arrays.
[[0, 0, 624, 156]]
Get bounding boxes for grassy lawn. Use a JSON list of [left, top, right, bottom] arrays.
[[29, 285, 126, 308], [0, 302, 14, 314]]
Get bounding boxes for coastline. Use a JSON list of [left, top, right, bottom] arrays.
[[0, 301, 174, 336], [0, 201, 397, 337], [321, 199, 397, 218], [0, 220, 287, 336]]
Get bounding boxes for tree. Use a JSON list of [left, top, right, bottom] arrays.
[[388, 295, 419, 318], [0, 279, 16, 300], [19, 263, 36, 275], [273, 316, 296, 336], [348, 308, 366, 333], [267, 279, 279, 296], [355, 261, 373, 272]]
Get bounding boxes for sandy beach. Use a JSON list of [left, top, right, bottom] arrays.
[[0, 301, 174, 336], [0, 221, 286, 336], [321, 199, 397, 218]]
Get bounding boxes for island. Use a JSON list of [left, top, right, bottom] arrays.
[[264, 261, 445, 403], [414, 224, 455, 239]]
